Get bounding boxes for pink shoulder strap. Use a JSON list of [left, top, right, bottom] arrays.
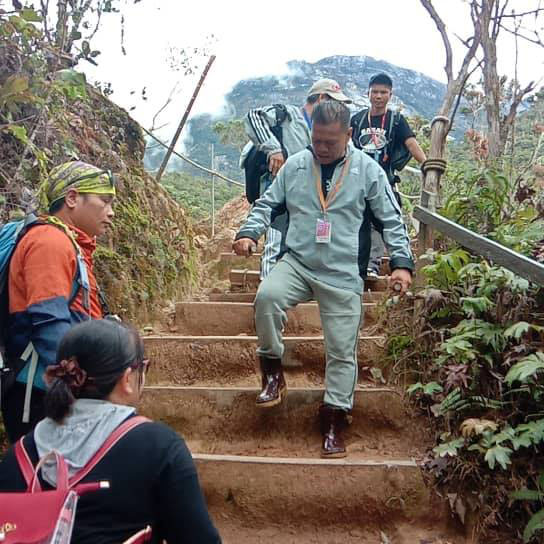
[[15, 438, 35, 489], [69, 415, 150, 487], [14, 416, 150, 490]]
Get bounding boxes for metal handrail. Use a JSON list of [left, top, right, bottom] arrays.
[[413, 205, 544, 286]]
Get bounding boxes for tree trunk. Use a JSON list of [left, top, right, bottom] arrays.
[[479, 0, 503, 159], [55, 0, 69, 52]]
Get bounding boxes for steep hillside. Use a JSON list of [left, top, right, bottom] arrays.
[[1, 20, 199, 324]]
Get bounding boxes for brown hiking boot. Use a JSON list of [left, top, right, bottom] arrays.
[[319, 403, 349, 458], [256, 357, 286, 408]]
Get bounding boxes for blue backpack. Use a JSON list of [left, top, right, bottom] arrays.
[[0, 214, 90, 419]]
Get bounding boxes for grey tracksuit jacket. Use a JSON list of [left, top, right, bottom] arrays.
[[242, 104, 311, 163], [235, 144, 414, 294]]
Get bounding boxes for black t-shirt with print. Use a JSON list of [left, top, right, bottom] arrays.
[[350, 110, 414, 174], [320, 156, 344, 198]]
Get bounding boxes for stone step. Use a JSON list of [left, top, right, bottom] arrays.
[[174, 301, 380, 335], [208, 290, 385, 303], [141, 386, 424, 459], [230, 269, 389, 292], [215, 520, 466, 544], [143, 335, 385, 385], [207, 253, 262, 280], [219, 251, 261, 270], [190, 452, 454, 532]]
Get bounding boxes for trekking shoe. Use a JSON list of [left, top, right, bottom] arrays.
[[256, 357, 286, 408], [319, 404, 349, 458]]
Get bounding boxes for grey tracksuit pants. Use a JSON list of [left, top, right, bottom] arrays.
[[254, 258, 362, 410], [261, 226, 282, 280], [368, 224, 385, 275]]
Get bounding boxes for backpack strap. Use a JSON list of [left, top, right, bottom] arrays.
[[356, 108, 369, 139], [385, 109, 396, 152], [69, 415, 150, 487], [21, 341, 38, 423], [270, 104, 289, 159], [46, 216, 91, 313], [273, 104, 289, 126], [15, 437, 35, 489]]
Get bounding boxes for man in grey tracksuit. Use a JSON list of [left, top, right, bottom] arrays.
[[242, 78, 351, 279], [234, 101, 414, 458]]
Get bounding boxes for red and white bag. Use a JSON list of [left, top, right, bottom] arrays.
[[0, 416, 151, 544]]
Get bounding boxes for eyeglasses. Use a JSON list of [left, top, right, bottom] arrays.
[[130, 358, 150, 374]]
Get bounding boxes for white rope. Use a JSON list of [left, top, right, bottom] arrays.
[[403, 166, 422, 175], [141, 126, 244, 187]]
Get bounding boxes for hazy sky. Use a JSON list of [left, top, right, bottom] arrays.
[[83, 0, 543, 137]]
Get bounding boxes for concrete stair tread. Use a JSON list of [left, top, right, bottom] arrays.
[[145, 384, 396, 392], [193, 452, 417, 466], [216, 522, 466, 544], [220, 251, 263, 258], [144, 334, 385, 341]]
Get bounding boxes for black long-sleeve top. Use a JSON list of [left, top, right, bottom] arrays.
[[0, 421, 222, 544]]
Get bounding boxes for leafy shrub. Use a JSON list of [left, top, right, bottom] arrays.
[[387, 249, 544, 542]]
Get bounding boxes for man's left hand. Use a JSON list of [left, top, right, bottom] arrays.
[[389, 269, 412, 295]]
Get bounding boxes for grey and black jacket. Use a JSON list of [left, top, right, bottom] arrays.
[[235, 144, 414, 293], [242, 104, 311, 163]]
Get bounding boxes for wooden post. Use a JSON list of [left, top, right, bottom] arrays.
[[156, 55, 216, 182], [211, 144, 215, 238], [417, 115, 449, 254]]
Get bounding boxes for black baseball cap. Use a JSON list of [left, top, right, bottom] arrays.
[[368, 73, 393, 89]]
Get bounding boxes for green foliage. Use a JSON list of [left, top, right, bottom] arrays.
[[440, 130, 544, 259], [1, 6, 199, 323], [53, 69, 88, 100], [433, 436, 465, 458], [407, 381, 443, 396], [511, 472, 544, 542], [505, 352, 544, 386], [213, 119, 247, 152], [161, 171, 243, 221], [388, 247, 544, 540], [421, 248, 471, 290]]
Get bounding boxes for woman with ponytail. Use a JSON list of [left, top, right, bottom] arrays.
[[0, 319, 221, 544]]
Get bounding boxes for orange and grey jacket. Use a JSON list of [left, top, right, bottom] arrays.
[[6, 221, 102, 391]]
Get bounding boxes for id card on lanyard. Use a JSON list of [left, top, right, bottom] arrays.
[[312, 158, 351, 244]]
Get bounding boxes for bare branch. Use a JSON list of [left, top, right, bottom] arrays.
[[420, 0, 453, 82], [491, 7, 544, 18], [501, 81, 536, 134], [40, 0, 51, 41], [499, 22, 544, 46], [86, 4, 103, 42], [150, 82, 180, 132], [447, 58, 484, 135], [492, 0, 509, 40]]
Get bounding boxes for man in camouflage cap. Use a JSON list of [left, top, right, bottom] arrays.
[[1, 160, 116, 442]]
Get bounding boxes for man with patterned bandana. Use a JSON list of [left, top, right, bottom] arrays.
[[1, 161, 116, 442]]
